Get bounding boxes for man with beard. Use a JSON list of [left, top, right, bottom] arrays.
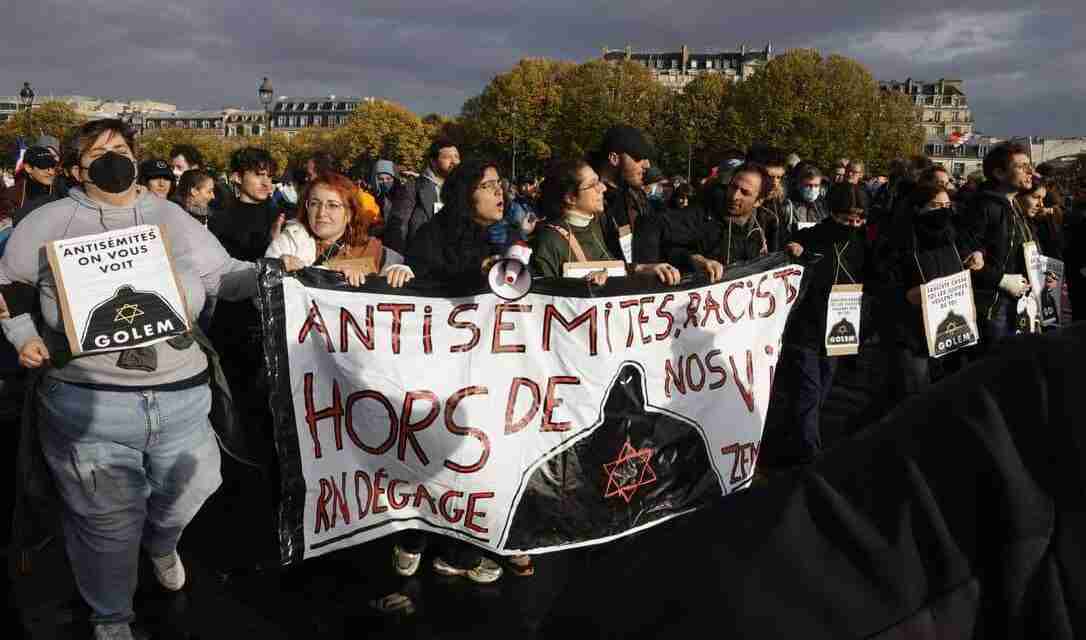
[[388, 138, 460, 254], [957, 143, 1033, 344], [0, 146, 64, 227], [593, 125, 653, 264], [749, 146, 795, 252], [681, 163, 773, 282]]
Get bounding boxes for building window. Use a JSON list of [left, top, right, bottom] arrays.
[[336, 102, 348, 110], [290, 116, 299, 127], [307, 102, 318, 110], [278, 116, 286, 126], [690, 60, 697, 69], [670, 59, 678, 69], [322, 102, 333, 110], [274, 103, 284, 112]]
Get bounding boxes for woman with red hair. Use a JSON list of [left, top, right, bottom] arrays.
[[266, 172, 413, 287]]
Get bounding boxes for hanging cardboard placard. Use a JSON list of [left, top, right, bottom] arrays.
[[920, 270, 980, 358], [824, 284, 862, 356], [617, 224, 633, 263], [1038, 256, 1065, 330], [562, 260, 627, 279], [46, 224, 191, 356], [1023, 240, 1042, 295]]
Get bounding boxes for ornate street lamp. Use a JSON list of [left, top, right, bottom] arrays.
[[258, 77, 274, 148], [18, 81, 34, 137]]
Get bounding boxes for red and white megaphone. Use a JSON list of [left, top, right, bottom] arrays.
[[488, 241, 534, 301]]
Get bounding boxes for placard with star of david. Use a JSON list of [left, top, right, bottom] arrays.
[[46, 224, 191, 355]]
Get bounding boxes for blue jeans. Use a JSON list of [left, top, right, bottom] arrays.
[[37, 379, 222, 624]]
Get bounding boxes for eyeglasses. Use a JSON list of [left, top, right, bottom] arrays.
[[477, 179, 503, 194], [578, 178, 604, 191], [306, 199, 346, 213]]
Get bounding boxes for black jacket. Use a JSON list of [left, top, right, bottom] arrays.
[[782, 220, 868, 351], [601, 179, 649, 262], [0, 173, 65, 227], [877, 209, 968, 353], [208, 199, 280, 262], [683, 213, 767, 270], [406, 207, 493, 290], [632, 205, 706, 266], [958, 185, 1032, 317]]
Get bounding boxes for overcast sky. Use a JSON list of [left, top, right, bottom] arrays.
[[3, 1, 1081, 137]]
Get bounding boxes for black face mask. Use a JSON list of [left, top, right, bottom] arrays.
[[919, 208, 953, 229], [86, 152, 136, 194]]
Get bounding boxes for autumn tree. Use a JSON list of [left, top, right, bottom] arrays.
[[460, 58, 574, 178], [137, 128, 230, 172], [553, 59, 669, 160], [651, 73, 731, 180], [329, 100, 429, 172], [0, 100, 86, 163], [720, 49, 923, 172]]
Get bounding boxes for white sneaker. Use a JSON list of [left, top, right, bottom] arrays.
[[432, 556, 503, 584], [93, 623, 135, 640], [150, 550, 186, 591], [392, 545, 421, 577]]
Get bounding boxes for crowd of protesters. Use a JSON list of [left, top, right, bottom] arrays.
[[0, 117, 1084, 639]]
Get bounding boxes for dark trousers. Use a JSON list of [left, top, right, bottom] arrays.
[[761, 345, 839, 468], [980, 295, 1015, 349], [888, 345, 969, 406], [398, 530, 482, 571]]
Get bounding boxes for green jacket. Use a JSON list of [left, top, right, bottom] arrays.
[[531, 219, 616, 279]]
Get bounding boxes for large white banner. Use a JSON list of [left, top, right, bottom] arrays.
[[261, 259, 804, 563]]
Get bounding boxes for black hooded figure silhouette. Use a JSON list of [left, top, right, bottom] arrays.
[[80, 284, 187, 354], [503, 363, 718, 550]]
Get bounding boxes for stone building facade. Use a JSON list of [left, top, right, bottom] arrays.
[[269, 95, 373, 136], [602, 44, 773, 90], [880, 78, 974, 141]]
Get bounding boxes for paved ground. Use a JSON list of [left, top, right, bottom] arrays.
[[6, 345, 889, 639]]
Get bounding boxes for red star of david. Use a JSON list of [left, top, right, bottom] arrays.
[[602, 441, 657, 504]]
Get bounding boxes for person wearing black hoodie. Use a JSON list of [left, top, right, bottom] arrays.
[[760, 182, 869, 469], [956, 143, 1034, 345], [876, 184, 982, 403]]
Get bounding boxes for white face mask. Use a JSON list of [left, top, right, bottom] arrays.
[[172, 168, 184, 179]]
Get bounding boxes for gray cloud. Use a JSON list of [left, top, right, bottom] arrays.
[[2, 1, 1081, 136]]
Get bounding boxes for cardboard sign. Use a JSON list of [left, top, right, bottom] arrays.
[[46, 224, 190, 356], [562, 260, 627, 279], [920, 270, 980, 358], [1039, 256, 1066, 330], [824, 284, 862, 356], [1023, 241, 1041, 295], [618, 224, 633, 263]]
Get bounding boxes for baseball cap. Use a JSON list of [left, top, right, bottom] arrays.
[[139, 159, 174, 181], [25, 146, 59, 169], [599, 125, 653, 162]]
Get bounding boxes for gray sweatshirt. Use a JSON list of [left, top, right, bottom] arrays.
[[0, 188, 257, 387]]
